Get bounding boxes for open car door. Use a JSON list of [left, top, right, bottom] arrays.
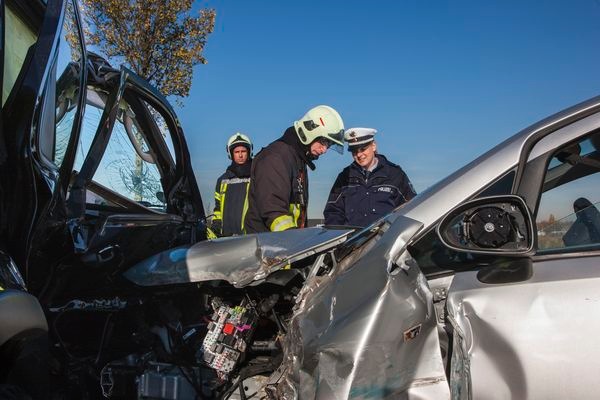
[[2, 0, 88, 289], [34, 57, 205, 297]]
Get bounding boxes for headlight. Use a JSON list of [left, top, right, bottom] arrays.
[[0, 251, 27, 291]]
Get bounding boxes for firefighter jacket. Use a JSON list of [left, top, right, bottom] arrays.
[[324, 154, 416, 227], [245, 127, 314, 233], [211, 160, 252, 236]]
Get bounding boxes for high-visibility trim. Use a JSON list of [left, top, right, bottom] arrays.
[[219, 182, 228, 222], [213, 184, 224, 236], [241, 180, 251, 233], [269, 204, 302, 232], [220, 181, 228, 194], [206, 227, 218, 240], [290, 204, 301, 225], [270, 215, 296, 232]]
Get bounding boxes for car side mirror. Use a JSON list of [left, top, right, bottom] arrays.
[[436, 195, 534, 255]]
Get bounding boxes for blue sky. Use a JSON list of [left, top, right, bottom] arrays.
[[176, 0, 600, 218]]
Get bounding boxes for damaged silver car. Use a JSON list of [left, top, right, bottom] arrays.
[[266, 97, 600, 399]]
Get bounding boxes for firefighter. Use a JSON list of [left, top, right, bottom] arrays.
[[245, 105, 344, 233], [211, 133, 253, 236], [324, 127, 416, 227]]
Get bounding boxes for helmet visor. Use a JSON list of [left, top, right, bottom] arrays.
[[316, 137, 343, 154], [326, 129, 345, 154]]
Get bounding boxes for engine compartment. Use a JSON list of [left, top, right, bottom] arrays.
[[35, 226, 356, 399], [48, 270, 305, 399]]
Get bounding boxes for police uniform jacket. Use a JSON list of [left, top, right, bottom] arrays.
[[212, 160, 251, 236], [324, 154, 416, 227], [245, 127, 313, 233]]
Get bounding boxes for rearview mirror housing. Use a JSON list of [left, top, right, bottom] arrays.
[[436, 195, 534, 255]]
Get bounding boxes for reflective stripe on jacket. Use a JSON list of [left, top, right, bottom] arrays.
[[270, 204, 302, 232]]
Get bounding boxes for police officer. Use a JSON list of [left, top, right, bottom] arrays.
[[245, 105, 345, 233], [211, 133, 253, 236], [324, 127, 416, 227]]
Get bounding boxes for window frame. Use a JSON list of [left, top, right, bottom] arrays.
[[67, 65, 200, 220], [518, 112, 600, 257], [34, 0, 87, 175]]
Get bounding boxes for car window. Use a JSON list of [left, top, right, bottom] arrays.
[[73, 106, 97, 173], [51, 0, 84, 167], [143, 99, 177, 166], [84, 100, 167, 211], [33, 0, 84, 168], [2, 2, 38, 106], [536, 130, 600, 253]]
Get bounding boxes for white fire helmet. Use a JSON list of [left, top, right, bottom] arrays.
[[293, 105, 345, 154], [226, 133, 253, 160]]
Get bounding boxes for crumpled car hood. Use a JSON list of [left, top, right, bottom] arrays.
[[123, 227, 354, 288]]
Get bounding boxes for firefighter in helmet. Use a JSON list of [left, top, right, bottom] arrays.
[[211, 133, 253, 236], [245, 105, 344, 233]]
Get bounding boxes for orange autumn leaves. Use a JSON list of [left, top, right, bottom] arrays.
[[81, 0, 215, 103]]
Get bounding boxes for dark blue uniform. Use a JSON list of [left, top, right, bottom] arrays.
[[324, 154, 416, 227], [212, 161, 252, 236]]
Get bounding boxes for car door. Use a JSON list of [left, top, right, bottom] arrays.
[[444, 108, 600, 399], [1, 0, 87, 289], [40, 62, 206, 298]]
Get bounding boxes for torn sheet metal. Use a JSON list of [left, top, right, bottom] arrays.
[[273, 216, 450, 399], [123, 227, 353, 288]]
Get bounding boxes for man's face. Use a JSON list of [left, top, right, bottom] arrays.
[[232, 145, 249, 164], [309, 138, 331, 158], [351, 141, 377, 169]]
